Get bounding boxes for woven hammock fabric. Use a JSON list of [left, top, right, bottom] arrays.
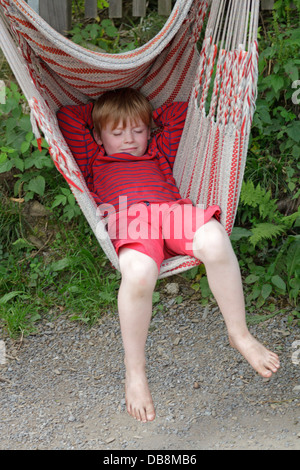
[[0, 0, 259, 278], [0, 0, 201, 108]]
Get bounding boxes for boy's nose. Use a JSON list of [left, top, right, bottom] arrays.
[[124, 130, 134, 142]]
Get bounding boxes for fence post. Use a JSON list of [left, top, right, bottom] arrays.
[[261, 0, 274, 9], [39, 0, 72, 35], [109, 0, 122, 18], [85, 0, 98, 18], [132, 0, 146, 17], [26, 0, 39, 13], [158, 0, 172, 16]]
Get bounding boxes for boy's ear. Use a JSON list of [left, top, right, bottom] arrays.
[[93, 129, 102, 146]]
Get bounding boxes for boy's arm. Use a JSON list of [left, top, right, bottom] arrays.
[[57, 102, 103, 184], [152, 102, 188, 168]]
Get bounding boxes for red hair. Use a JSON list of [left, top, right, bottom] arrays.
[[92, 88, 153, 135]]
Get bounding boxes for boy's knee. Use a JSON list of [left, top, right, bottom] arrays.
[[119, 248, 158, 292], [193, 220, 229, 262]]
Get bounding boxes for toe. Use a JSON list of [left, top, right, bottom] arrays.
[[147, 412, 155, 421]]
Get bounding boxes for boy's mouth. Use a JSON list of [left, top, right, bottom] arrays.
[[122, 147, 138, 152]]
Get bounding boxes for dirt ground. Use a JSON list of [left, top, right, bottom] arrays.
[[1, 290, 300, 451]]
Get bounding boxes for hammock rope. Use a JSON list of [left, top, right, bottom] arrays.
[[0, 0, 259, 278]]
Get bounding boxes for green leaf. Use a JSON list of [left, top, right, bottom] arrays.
[[51, 194, 67, 208], [18, 115, 32, 132], [97, 0, 109, 8], [5, 117, 18, 133], [200, 276, 211, 297], [0, 158, 13, 173], [25, 131, 34, 142], [249, 223, 285, 247], [284, 62, 299, 81], [90, 24, 100, 40], [261, 283, 272, 300], [105, 25, 118, 38], [292, 145, 300, 157], [0, 146, 15, 153], [99, 291, 115, 302], [0, 152, 7, 164], [256, 105, 272, 125], [0, 291, 25, 304], [14, 157, 24, 171], [286, 121, 300, 142], [12, 238, 34, 250], [271, 275, 286, 292], [286, 240, 300, 278], [183, 266, 199, 280], [230, 227, 252, 241], [245, 274, 259, 284], [30, 312, 41, 323], [270, 75, 284, 93], [67, 193, 76, 206], [20, 140, 30, 154], [152, 292, 160, 304], [27, 175, 45, 196], [50, 257, 71, 272], [61, 187, 71, 196], [191, 282, 200, 292], [25, 154, 50, 170]]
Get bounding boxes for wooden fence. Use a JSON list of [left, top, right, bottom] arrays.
[[109, 0, 173, 18], [26, 0, 275, 36]]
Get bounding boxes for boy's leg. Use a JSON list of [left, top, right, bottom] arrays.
[[118, 247, 158, 422], [192, 219, 280, 377]]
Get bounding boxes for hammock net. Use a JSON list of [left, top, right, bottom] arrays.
[[0, 0, 259, 278]]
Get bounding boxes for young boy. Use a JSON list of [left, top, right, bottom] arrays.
[[57, 88, 280, 423]]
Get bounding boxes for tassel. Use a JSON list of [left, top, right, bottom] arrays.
[[37, 137, 42, 152], [29, 104, 42, 152]]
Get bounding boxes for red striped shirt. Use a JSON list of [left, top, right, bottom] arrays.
[[57, 101, 187, 212]]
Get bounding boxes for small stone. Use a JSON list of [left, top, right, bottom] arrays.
[[28, 201, 49, 217], [193, 381, 200, 389], [106, 437, 115, 444], [164, 283, 179, 295], [27, 235, 44, 249]]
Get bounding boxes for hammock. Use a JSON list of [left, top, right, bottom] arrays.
[[0, 0, 259, 278]]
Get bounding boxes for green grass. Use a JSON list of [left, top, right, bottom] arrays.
[[0, 216, 120, 338]]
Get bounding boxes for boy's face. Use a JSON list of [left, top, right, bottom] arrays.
[[95, 119, 150, 157]]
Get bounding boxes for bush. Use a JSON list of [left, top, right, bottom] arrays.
[[231, 0, 300, 319]]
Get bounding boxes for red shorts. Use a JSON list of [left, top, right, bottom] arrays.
[[107, 198, 221, 271]]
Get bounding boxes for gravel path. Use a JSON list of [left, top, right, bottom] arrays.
[[1, 284, 299, 450]]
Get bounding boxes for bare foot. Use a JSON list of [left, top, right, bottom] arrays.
[[125, 370, 156, 422], [229, 332, 280, 378]]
